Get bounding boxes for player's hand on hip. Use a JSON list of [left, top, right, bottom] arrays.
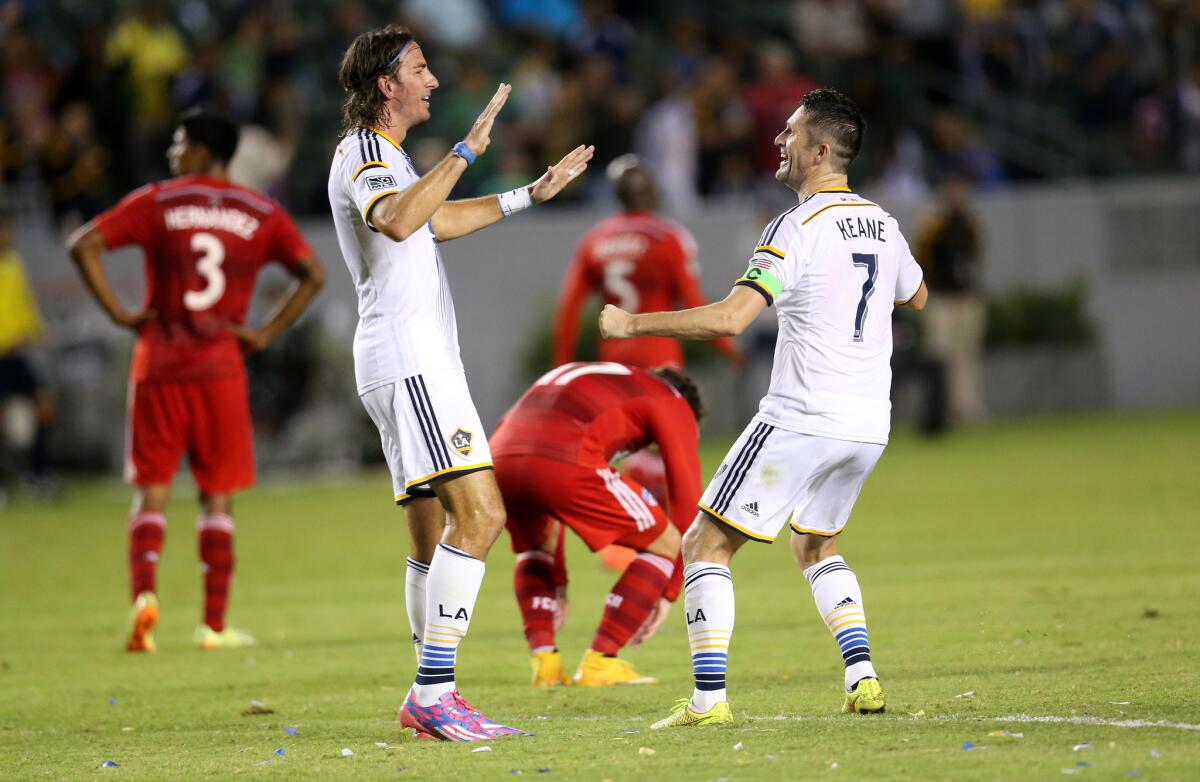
[[629, 598, 672, 647], [462, 83, 511, 157], [111, 307, 155, 332], [530, 144, 595, 204], [229, 324, 270, 354], [598, 304, 633, 340]]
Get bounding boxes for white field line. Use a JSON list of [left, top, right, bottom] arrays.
[[562, 714, 1200, 732]]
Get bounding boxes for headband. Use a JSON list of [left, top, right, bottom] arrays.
[[386, 40, 415, 72]]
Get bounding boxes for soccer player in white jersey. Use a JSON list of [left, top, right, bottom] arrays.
[[328, 25, 594, 741], [600, 88, 928, 727]]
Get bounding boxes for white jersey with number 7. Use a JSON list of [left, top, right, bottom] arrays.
[[733, 188, 924, 445]]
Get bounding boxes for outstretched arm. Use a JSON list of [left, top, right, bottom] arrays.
[[600, 284, 766, 342], [431, 144, 594, 242]]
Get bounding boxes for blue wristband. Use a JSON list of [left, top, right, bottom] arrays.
[[453, 141, 476, 165]]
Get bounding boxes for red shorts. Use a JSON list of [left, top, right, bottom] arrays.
[[125, 374, 255, 494], [496, 453, 669, 553]]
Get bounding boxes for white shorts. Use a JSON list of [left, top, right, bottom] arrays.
[[698, 417, 885, 542], [359, 370, 493, 505]]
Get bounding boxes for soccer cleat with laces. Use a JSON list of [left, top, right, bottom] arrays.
[[194, 624, 257, 650], [573, 649, 657, 687], [530, 650, 572, 687], [842, 677, 886, 713], [125, 592, 159, 653], [650, 697, 733, 729], [399, 690, 527, 742]]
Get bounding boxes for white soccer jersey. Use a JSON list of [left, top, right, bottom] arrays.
[[328, 128, 462, 393], [734, 188, 924, 444]]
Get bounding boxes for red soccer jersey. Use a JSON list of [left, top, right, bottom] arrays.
[[552, 211, 737, 369], [491, 362, 702, 531], [92, 174, 312, 382]]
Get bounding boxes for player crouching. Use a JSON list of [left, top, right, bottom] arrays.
[[491, 363, 704, 687]]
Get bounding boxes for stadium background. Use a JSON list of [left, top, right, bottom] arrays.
[[3, 0, 1198, 473], [1, 2, 1199, 779]]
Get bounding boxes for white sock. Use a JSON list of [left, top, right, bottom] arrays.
[[804, 555, 877, 690], [405, 557, 429, 663], [412, 543, 484, 705], [683, 561, 734, 712]]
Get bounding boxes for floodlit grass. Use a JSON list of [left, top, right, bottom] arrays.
[[1, 410, 1198, 780]]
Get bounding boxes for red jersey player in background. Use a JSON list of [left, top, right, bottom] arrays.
[[552, 155, 742, 371], [491, 362, 703, 688], [552, 157, 742, 570], [67, 109, 325, 653]]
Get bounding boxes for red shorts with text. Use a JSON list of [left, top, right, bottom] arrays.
[[496, 453, 669, 553], [125, 374, 255, 494]]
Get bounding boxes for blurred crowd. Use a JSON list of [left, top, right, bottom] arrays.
[[2, 0, 1199, 229]]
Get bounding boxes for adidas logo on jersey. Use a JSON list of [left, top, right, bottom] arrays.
[[835, 597, 857, 609], [740, 501, 759, 517]]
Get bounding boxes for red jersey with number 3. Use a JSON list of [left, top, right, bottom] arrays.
[[92, 174, 312, 382], [491, 362, 701, 530], [552, 212, 735, 369]]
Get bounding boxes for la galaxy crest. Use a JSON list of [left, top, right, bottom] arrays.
[[450, 428, 474, 457]]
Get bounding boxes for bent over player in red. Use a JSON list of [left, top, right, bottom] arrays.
[[491, 362, 703, 687], [68, 109, 325, 652]]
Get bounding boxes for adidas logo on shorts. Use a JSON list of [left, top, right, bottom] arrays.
[[740, 501, 759, 517]]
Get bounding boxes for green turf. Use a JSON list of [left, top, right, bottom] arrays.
[[2, 410, 1198, 780]]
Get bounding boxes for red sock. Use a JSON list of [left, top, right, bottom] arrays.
[[514, 550, 558, 651], [198, 513, 235, 633], [128, 511, 166, 601], [592, 552, 674, 655]]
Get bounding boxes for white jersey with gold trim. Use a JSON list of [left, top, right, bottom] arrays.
[[328, 128, 462, 393], [732, 188, 924, 445]]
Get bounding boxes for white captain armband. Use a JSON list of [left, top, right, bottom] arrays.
[[498, 187, 532, 217]]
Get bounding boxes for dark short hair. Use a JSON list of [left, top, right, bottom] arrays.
[[649, 366, 706, 424], [338, 25, 415, 134], [178, 108, 240, 164], [799, 88, 865, 173]]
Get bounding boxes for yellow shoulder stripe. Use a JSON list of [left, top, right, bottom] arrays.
[[801, 201, 879, 226], [353, 161, 389, 180], [754, 244, 785, 259]]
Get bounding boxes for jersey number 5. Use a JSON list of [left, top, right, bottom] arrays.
[[851, 252, 878, 342], [603, 260, 639, 311], [184, 232, 226, 312]]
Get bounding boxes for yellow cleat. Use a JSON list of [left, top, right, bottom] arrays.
[[531, 650, 572, 687], [573, 649, 657, 687], [843, 677, 886, 714], [194, 624, 256, 650], [125, 592, 159, 653], [650, 698, 733, 729]]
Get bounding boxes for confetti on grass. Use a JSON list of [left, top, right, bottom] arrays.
[[638, 747, 656, 756], [242, 700, 274, 716], [101, 761, 120, 768], [341, 748, 354, 757], [472, 746, 493, 753]]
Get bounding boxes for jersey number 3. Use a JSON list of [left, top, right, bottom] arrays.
[[185, 232, 226, 312], [850, 252, 878, 342]]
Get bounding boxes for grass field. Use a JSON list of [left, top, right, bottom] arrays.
[[2, 410, 1198, 780]]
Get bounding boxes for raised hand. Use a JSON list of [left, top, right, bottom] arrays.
[[529, 144, 595, 204], [462, 83, 511, 157]]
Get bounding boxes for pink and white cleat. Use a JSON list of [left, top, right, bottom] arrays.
[[399, 690, 527, 742]]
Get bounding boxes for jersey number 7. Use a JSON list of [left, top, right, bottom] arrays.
[[185, 232, 226, 312], [850, 252, 878, 342]]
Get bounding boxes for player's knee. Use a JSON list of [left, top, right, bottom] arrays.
[[790, 531, 838, 570], [681, 514, 736, 565], [643, 521, 680, 558]]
